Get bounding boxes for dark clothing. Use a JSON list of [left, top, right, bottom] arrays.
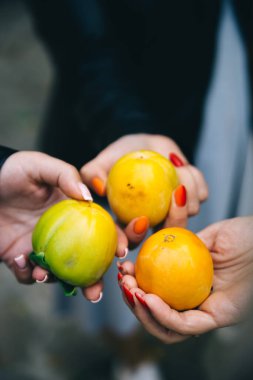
[[0, 146, 17, 170], [25, 0, 253, 167]]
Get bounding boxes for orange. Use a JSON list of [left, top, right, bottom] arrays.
[[107, 150, 179, 227], [135, 227, 213, 310], [32, 200, 117, 287]]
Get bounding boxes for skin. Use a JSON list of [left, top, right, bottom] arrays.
[[119, 216, 253, 343], [0, 151, 126, 301], [81, 133, 208, 244]]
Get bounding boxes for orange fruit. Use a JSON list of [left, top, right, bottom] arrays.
[[107, 150, 179, 227], [32, 200, 117, 287], [135, 227, 213, 310]]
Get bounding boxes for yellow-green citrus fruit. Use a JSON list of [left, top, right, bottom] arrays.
[[107, 150, 179, 227], [32, 200, 117, 287], [135, 227, 213, 311]]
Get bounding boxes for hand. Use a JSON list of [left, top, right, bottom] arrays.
[[80, 134, 208, 246], [118, 217, 253, 343], [0, 151, 105, 301]]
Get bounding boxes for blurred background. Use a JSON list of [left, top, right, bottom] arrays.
[[0, 1, 253, 380]]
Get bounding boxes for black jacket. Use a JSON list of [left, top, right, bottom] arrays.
[[25, 0, 253, 166]]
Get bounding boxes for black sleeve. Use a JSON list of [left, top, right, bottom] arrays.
[[0, 146, 18, 170], [24, 0, 156, 145]]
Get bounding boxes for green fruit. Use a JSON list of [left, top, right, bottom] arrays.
[[32, 200, 117, 288]]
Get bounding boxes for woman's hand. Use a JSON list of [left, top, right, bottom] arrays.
[[0, 151, 108, 302], [80, 134, 208, 246], [118, 217, 253, 343]]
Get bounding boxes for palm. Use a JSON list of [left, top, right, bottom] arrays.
[[121, 217, 253, 343], [0, 174, 65, 269]]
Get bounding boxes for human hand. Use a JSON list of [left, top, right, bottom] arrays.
[[118, 217, 253, 343], [0, 151, 107, 302], [80, 134, 208, 247]]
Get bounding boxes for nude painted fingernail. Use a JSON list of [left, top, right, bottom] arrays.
[[78, 183, 93, 201], [91, 177, 106, 196], [169, 153, 184, 167], [14, 255, 27, 269], [119, 247, 128, 260], [36, 274, 48, 284], [90, 291, 103, 304], [134, 216, 149, 234], [174, 185, 187, 207]]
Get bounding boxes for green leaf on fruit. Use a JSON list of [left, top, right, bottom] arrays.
[[58, 280, 77, 296], [29, 251, 77, 297], [29, 251, 50, 271]]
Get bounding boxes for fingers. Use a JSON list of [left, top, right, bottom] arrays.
[[32, 266, 50, 283], [13, 254, 34, 284], [124, 216, 149, 247], [115, 225, 129, 258], [81, 280, 104, 302], [164, 185, 188, 228], [80, 158, 108, 197], [33, 153, 93, 201], [197, 221, 225, 250]]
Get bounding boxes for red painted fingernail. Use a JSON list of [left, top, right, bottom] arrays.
[[135, 292, 149, 309], [134, 216, 149, 234], [117, 272, 123, 283], [122, 284, 135, 307], [117, 262, 124, 272], [169, 153, 184, 167], [174, 185, 187, 207]]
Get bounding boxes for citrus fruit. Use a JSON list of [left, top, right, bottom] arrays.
[[135, 227, 213, 310], [107, 150, 179, 227], [32, 200, 117, 287]]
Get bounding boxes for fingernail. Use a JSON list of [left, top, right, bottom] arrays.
[[117, 272, 123, 283], [14, 254, 27, 269], [135, 292, 149, 309], [169, 153, 184, 167], [91, 177, 106, 196], [78, 183, 93, 201], [119, 247, 128, 260], [134, 216, 149, 234], [122, 284, 135, 307], [174, 185, 187, 207], [117, 262, 124, 272], [90, 291, 103, 304], [36, 274, 48, 284]]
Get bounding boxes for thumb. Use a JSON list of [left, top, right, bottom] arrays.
[[35, 154, 93, 201], [197, 220, 225, 250]]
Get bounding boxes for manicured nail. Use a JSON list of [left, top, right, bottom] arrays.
[[174, 185, 187, 207], [117, 272, 123, 283], [90, 291, 103, 304], [14, 254, 27, 269], [169, 153, 184, 167], [134, 216, 149, 234], [91, 177, 106, 196], [36, 274, 48, 284], [122, 284, 135, 307], [119, 247, 128, 260], [78, 183, 93, 201], [117, 262, 124, 272], [135, 292, 149, 309]]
